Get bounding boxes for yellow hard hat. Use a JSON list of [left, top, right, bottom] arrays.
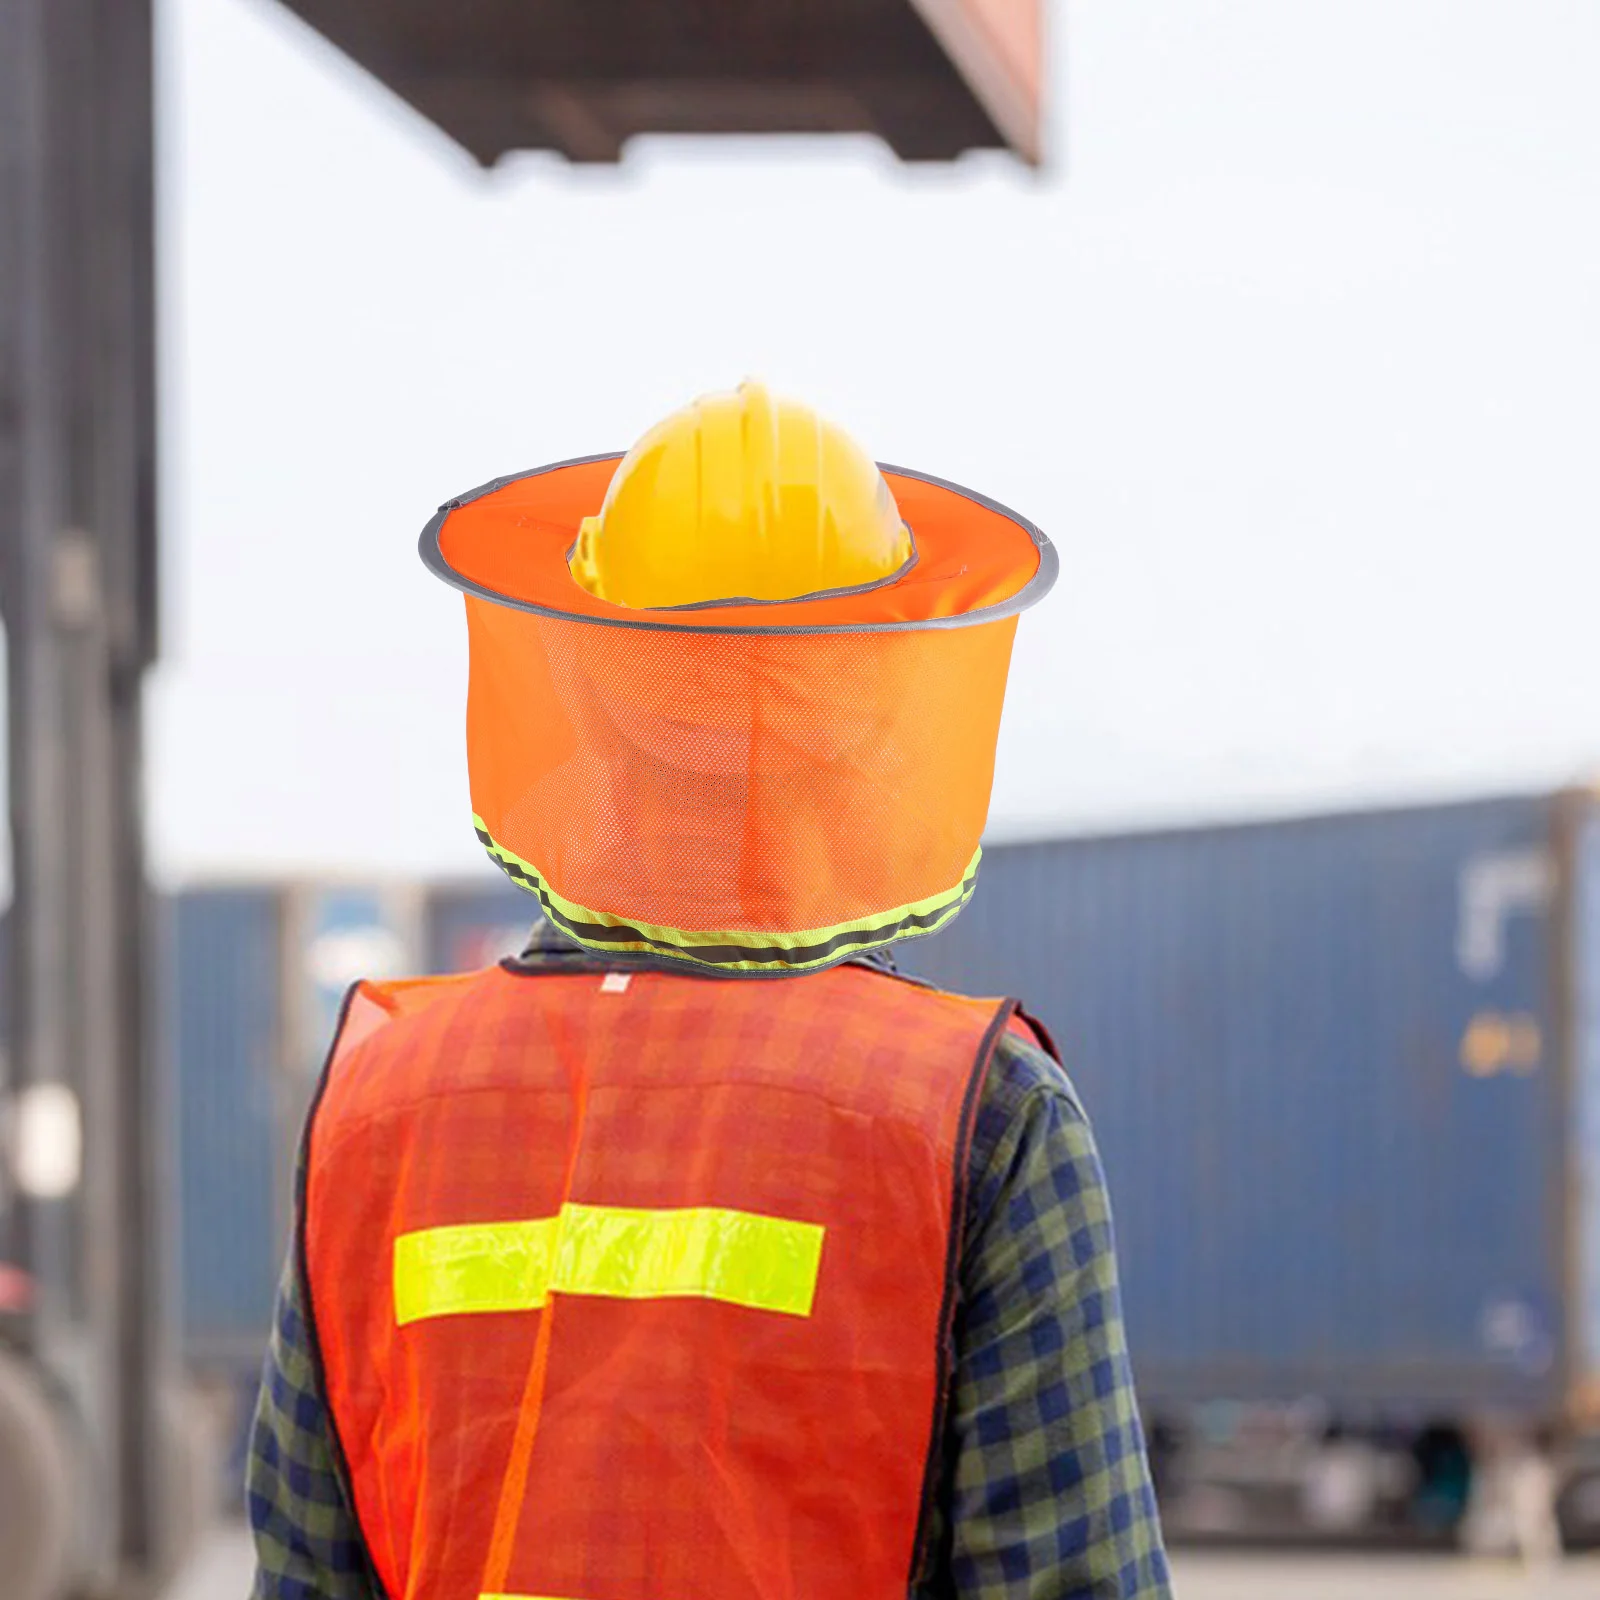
[[568, 380, 914, 610]]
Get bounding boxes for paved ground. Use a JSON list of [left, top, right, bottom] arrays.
[[166, 1521, 1600, 1599], [1177, 1551, 1600, 1598]]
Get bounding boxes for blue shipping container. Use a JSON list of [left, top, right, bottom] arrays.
[[906, 792, 1600, 1421], [171, 890, 285, 1366], [425, 882, 543, 974], [1578, 806, 1600, 1409], [171, 884, 421, 1368]]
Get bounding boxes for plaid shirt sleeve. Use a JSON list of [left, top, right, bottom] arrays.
[[245, 1255, 378, 1600], [247, 966, 1168, 1598], [915, 1031, 1172, 1598]]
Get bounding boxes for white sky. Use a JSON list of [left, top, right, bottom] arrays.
[[148, 0, 1600, 884]]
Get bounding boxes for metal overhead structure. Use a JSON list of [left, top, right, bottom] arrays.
[[276, 0, 1044, 165], [0, 2, 1041, 1594]]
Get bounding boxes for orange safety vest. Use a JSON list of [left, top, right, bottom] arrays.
[[301, 958, 1028, 1600]]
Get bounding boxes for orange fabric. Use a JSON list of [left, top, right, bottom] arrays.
[[303, 962, 1009, 1600], [466, 600, 1017, 938], [439, 460, 1041, 629], [434, 456, 1051, 965]]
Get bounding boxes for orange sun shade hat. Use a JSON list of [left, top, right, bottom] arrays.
[[420, 406, 1056, 974]]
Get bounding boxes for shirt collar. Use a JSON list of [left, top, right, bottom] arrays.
[[516, 916, 900, 976]]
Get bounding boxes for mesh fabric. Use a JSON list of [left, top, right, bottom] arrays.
[[465, 595, 1019, 941]]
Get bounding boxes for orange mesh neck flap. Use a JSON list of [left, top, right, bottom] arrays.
[[422, 459, 1056, 972]]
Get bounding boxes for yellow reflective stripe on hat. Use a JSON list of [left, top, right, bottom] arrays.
[[395, 1203, 825, 1327], [473, 813, 978, 973]]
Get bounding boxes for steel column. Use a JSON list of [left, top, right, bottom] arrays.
[[0, 0, 171, 1592]]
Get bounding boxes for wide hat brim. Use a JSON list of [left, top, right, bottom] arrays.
[[421, 455, 1057, 634]]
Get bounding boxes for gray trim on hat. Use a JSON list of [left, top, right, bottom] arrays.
[[418, 453, 1058, 637]]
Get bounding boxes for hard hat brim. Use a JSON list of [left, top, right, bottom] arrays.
[[420, 454, 1056, 635]]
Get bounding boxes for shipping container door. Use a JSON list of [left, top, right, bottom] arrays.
[[424, 882, 541, 974], [279, 887, 420, 1235], [1575, 802, 1600, 1417], [910, 799, 1562, 1411], [172, 891, 283, 1366]]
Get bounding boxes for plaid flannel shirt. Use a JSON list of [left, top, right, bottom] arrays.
[[248, 932, 1171, 1599]]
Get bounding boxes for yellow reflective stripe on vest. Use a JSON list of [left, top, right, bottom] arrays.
[[394, 1218, 557, 1325], [394, 1203, 826, 1327]]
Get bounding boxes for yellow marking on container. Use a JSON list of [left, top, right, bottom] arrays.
[[1460, 1010, 1543, 1078]]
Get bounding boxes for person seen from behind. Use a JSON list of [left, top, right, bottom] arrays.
[[247, 382, 1173, 1598]]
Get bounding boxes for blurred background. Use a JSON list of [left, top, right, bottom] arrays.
[[2, 1, 1598, 1595]]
